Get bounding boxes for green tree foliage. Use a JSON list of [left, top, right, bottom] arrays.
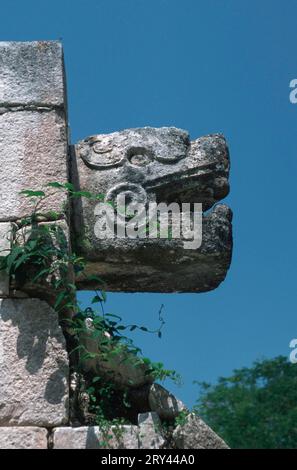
[[194, 356, 297, 449]]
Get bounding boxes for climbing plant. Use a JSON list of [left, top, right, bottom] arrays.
[[0, 182, 181, 435]]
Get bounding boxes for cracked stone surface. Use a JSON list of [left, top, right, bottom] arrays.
[[0, 427, 48, 449], [71, 128, 232, 292], [0, 41, 65, 106], [52, 414, 166, 449], [138, 412, 165, 449], [148, 383, 188, 420], [0, 41, 68, 222], [172, 413, 229, 449], [0, 110, 68, 221], [0, 298, 69, 426], [52, 426, 139, 449]]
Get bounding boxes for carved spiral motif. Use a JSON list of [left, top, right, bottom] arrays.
[[105, 183, 148, 227], [78, 137, 126, 169]]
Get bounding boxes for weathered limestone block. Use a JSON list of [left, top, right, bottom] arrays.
[[0, 298, 69, 426], [52, 412, 228, 449], [0, 222, 11, 296], [52, 415, 166, 449], [0, 41, 65, 106], [172, 413, 229, 449], [0, 41, 68, 222], [52, 426, 139, 449], [138, 412, 165, 449], [0, 110, 68, 221], [71, 128, 232, 292], [0, 427, 48, 449], [148, 384, 188, 420]]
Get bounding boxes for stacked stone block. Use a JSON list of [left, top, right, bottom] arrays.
[[0, 41, 231, 450], [0, 41, 70, 449]]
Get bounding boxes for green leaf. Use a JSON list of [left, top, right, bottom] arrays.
[[71, 191, 93, 199], [14, 253, 32, 270], [54, 291, 66, 310], [67, 283, 77, 291], [6, 246, 24, 273], [64, 182, 75, 191], [46, 210, 60, 220], [47, 182, 65, 189], [19, 217, 32, 226], [27, 240, 38, 250], [20, 190, 45, 197], [95, 193, 105, 201], [92, 377, 101, 383]]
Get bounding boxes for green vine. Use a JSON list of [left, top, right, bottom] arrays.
[[0, 182, 181, 444]]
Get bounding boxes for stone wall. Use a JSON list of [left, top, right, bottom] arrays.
[[0, 41, 231, 449], [0, 41, 70, 448]]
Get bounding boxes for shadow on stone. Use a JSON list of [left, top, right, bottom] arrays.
[[0, 298, 69, 426], [45, 361, 69, 404], [1, 298, 64, 374]]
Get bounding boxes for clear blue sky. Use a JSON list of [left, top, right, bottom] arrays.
[[2, 0, 297, 407]]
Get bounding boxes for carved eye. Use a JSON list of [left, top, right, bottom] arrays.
[[92, 141, 113, 155], [78, 137, 125, 169], [127, 147, 153, 167]]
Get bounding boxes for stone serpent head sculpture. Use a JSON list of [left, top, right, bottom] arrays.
[[71, 127, 232, 292]]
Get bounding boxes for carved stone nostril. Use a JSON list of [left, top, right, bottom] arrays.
[[127, 147, 153, 167], [130, 154, 150, 166]]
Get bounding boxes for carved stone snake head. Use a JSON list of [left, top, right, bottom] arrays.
[[74, 127, 229, 211], [71, 127, 232, 293]]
